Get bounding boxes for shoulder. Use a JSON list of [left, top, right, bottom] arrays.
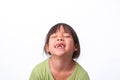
[[32, 59, 48, 73], [74, 62, 90, 80], [29, 59, 49, 80], [75, 62, 87, 74]]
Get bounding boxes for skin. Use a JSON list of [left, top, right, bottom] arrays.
[[46, 25, 78, 80]]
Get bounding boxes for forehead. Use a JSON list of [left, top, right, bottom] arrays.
[[51, 25, 72, 34]]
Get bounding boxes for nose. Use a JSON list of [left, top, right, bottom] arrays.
[[57, 37, 64, 41]]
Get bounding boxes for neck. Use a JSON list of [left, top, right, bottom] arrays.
[[49, 56, 75, 72]]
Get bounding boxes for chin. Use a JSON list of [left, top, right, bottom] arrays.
[[52, 52, 66, 57]]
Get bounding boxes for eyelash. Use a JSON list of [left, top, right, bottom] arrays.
[[51, 35, 71, 38], [64, 35, 71, 38], [50, 33, 71, 38], [51, 36, 57, 38]]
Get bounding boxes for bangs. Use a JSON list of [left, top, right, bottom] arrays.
[[49, 24, 72, 35]]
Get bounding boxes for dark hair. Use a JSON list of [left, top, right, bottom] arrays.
[[44, 23, 80, 59]]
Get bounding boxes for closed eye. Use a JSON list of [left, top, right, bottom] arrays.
[[50, 34, 57, 38], [63, 33, 71, 38]]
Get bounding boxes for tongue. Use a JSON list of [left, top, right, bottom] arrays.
[[58, 45, 63, 48]]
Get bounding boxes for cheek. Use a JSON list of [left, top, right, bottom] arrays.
[[48, 40, 55, 49], [67, 39, 74, 44], [66, 40, 74, 48], [49, 39, 54, 45]]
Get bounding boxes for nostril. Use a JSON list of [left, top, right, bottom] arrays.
[[60, 39, 63, 41], [57, 38, 63, 41]]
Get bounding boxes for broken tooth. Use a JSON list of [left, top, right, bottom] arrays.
[[55, 44, 64, 48]]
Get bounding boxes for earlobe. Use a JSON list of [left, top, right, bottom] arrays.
[[75, 48, 78, 51]]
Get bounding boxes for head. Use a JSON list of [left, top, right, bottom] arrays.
[[44, 23, 80, 59]]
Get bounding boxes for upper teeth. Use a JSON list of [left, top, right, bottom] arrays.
[[55, 44, 64, 48]]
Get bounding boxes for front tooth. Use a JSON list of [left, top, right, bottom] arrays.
[[55, 45, 59, 48], [55, 45, 58, 48], [61, 45, 63, 48], [55, 44, 64, 48]]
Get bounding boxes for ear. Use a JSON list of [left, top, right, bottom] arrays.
[[45, 44, 49, 53], [74, 44, 78, 51], [74, 48, 78, 51]]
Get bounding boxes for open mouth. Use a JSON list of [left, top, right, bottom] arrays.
[[55, 43, 65, 49]]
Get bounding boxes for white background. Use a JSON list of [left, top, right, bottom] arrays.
[[0, 0, 120, 80]]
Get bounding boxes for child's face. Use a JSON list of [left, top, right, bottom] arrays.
[[46, 25, 77, 58]]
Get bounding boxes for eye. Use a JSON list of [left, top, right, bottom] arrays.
[[63, 33, 71, 38], [50, 34, 57, 38]]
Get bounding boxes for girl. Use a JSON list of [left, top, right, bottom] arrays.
[[29, 23, 89, 80]]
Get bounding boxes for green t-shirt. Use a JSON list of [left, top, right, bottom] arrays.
[[29, 59, 89, 80]]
